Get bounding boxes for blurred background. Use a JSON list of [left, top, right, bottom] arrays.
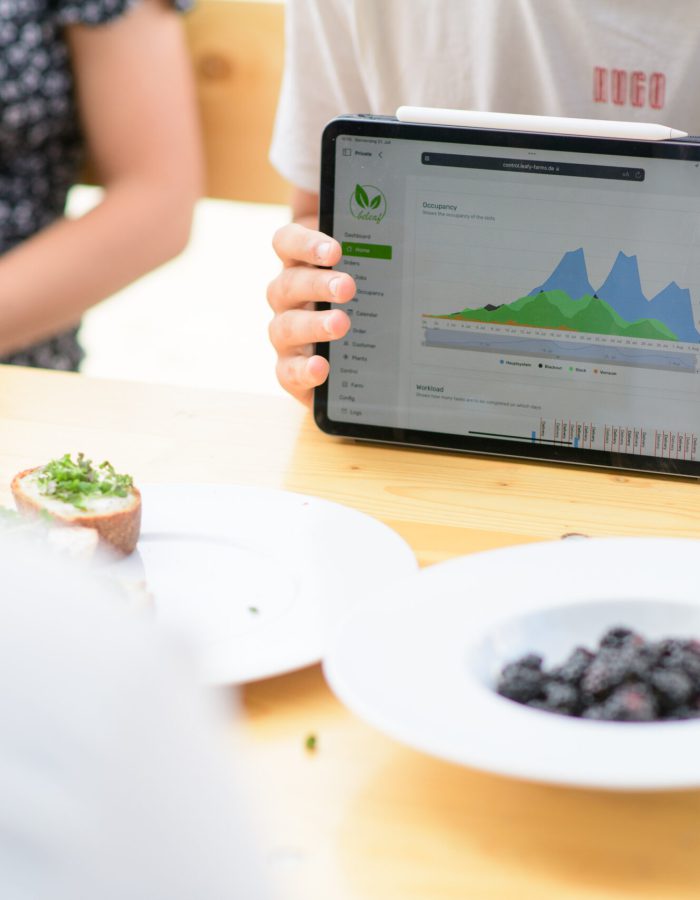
[[71, 0, 289, 398]]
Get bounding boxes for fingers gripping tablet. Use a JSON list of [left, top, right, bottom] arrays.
[[315, 113, 700, 477]]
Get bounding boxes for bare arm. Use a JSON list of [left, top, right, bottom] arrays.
[[267, 186, 356, 407], [290, 187, 319, 228], [0, 0, 203, 357]]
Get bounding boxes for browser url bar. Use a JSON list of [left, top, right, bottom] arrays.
[[421, 152, 645, 182]]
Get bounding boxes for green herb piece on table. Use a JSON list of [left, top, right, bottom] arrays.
[[304, 733, 318, 753], [36, 453, 133, 511]]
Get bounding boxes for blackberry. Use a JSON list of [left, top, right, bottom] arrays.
[[580, 685, 657, 722], [676, 645, 700, 686], [581, 649, 630, 699], [653, 638, 686, 669], [602, 683, 658, 722], [651, 669, 694, 710], [665, 705, 700, 720], [525, 699, 553, 713], [551, 646, 593, 685], [541, 680, 579, 715], [497, 657, 546, 704], [599, 627, 643, 650], [494, 626, 700, 722], [582, 703, 617, 721], [626, 644, 656, 684], [518, 653, 544, 669]]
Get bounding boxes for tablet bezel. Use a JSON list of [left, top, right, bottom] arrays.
[[315, 114, 700, 477]]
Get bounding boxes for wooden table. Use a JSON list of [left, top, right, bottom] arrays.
[[2, 363, 700, 899]]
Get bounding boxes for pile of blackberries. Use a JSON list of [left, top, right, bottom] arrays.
[[496, 626, 700, 721]]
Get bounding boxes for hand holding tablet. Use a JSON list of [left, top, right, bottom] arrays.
[[315, 112, 700, 477]]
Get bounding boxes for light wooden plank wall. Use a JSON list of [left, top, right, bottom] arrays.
[[185, 0, 291, 204]]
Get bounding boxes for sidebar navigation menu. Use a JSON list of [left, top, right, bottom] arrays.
[[327, 136, 403, 426]]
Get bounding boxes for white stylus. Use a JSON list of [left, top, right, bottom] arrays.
[[396, 106, 688, 141]]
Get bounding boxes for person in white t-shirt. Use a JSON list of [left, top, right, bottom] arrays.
[[266, 0, 700, 406]]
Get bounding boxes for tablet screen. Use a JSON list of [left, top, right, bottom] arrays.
[[316, 117, 700, 476]]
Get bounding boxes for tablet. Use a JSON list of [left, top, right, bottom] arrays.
[[315, 114, 700, 477]]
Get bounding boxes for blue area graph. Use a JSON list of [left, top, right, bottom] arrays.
[[529, 248, 700, 343]]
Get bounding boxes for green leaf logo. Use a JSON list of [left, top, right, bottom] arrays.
[[355, 184, 369, 208], [349, 184, 387, 222]]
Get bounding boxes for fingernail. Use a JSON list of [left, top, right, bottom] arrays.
[[329, 276, 341, 297], [323, 313, 336, 334], [316, 241, 331, 262]]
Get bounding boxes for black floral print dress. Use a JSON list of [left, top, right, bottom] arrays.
[[0, 0, 190, 371]]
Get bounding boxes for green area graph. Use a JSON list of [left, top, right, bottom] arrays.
[[429, 289, 678, 341]]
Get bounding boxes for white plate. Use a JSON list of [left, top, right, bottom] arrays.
[[323, 538, 700, 791], [113, 484, 417, 685]]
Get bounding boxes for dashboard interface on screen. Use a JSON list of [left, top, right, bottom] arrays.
[[318, 119, 700, 475]]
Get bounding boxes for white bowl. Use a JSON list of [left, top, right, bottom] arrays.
[[323, 538, 700, 791]]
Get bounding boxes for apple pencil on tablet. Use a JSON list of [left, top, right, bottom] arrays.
[[395, 106, 689, 141]]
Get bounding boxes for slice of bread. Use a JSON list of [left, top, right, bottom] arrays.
[[12, 465, 141, 556]]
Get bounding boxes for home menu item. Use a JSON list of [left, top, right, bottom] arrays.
[[316, 115, 700, 476]]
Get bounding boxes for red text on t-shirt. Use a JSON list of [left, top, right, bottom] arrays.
[[593, 68, 666, 110]]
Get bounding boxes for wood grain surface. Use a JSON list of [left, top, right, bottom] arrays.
[[2, 363, 700, 899]]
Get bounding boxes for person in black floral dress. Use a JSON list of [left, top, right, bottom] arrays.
[[0, 0, 201, 370]]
